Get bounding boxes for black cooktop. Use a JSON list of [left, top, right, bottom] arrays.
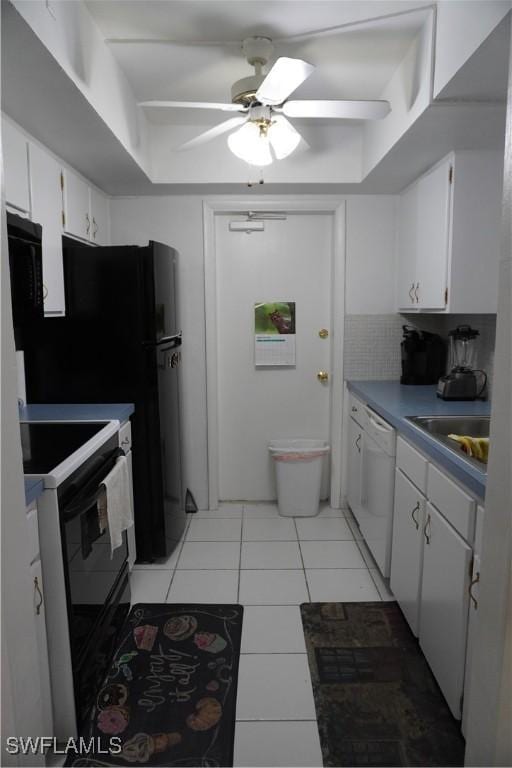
[[21, 422, 107, 474]]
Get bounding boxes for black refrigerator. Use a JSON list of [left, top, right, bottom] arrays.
[[23, 240, 187, 562]]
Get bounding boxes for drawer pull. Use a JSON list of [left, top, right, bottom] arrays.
[[411, 501, 420, 530], [355, 434, 361, 453], [408, 283, 415, 302], [34, 576, 43, 615], [469, 572, 480, 610], [423, 513, 431, 545]]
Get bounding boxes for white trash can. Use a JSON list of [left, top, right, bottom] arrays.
[[269, 439, 330, 517]]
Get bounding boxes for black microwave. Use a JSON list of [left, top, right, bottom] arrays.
[[7, 211, 44, 329]]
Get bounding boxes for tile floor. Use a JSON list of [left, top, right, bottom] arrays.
[[130, 501, 394, 767]]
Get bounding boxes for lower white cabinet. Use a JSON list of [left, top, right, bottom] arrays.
[[347, 415, 363, 519], [30, 557, 53, 738], [390, 469, 426, 636], [419, 503, 472, 719]]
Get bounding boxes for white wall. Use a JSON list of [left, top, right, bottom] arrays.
[[110, 193, 397, 508], [363, 11, 434, 178], [434, 0, 511, 99]]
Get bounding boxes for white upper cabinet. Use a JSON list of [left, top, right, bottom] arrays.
[[415, 159, 452, 310], [396, 183, 418, 310], [62, 168, 110, 245], [397, 151, 503, 313], [90, 187, 109, 245], [3, 119, 31, 214], [29, 143, 66, 316], [62, 169, 91, 241]]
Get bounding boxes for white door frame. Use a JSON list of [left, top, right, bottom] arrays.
[[203, 197, 346, 509]]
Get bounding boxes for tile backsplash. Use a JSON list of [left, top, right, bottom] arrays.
[[344, 313, 496, 398]]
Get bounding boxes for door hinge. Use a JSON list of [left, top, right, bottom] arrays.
[[449, 166, 453, 184], [60, 171, 64, 191], [62, 210, 65, 227], [444, 287, 448, 306]]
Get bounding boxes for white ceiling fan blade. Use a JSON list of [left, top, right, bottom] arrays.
[[179, 117, 247, 150], [139, 100, 246, 112], [256, 57, 314, 106], [282, 100, 391, 120]]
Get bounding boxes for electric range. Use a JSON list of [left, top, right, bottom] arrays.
[[22, 418, 131, 737]]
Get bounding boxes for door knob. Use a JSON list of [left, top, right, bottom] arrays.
[[317, 371, 329, 382]]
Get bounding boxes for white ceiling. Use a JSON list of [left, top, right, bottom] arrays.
[[86, 1, 432, 126], [2, 2, 509, 194]]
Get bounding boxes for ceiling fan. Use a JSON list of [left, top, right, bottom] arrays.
[[139, 36, 391, 165]]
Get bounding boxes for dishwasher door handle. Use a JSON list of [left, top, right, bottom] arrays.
[[365, 408, 393, 433]]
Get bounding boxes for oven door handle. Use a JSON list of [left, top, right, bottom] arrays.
[[62, 447, 125, 523]]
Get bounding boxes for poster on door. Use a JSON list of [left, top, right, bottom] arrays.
[[254, 301, 296, 366]]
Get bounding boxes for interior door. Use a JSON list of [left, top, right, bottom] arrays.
[[216, 213, 333, 501]]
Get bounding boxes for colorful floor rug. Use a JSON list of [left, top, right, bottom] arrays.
[[301, 601, 465, 767], [67, 603, 243, 767]]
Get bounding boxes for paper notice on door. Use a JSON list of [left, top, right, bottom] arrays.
[[254, 301, 296, 367]]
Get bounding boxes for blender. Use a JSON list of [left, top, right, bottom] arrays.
[[437, 325, 487, 400]]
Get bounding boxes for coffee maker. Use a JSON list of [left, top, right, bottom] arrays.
[[437, 325, 487, 400], [401, 326, 445, 385]]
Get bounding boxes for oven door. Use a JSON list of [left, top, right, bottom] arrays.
[[60, 446, 131, 723]]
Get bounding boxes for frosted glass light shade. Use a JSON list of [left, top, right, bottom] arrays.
[[268, 116, 301, 159], [227, 122, 273, 166]]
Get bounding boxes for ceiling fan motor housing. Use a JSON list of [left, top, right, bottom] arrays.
[[232, 36, 274, 106]]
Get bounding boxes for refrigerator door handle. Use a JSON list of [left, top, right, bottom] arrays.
[[143, 332, 182, 349]]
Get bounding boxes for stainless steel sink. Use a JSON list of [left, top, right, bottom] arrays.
[[406, 415, 490, 471]]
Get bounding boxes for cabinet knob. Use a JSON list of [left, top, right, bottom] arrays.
[[34, 576, 43, 615], [468, 571, 480, 610], [351, 406, 357, 412], [409, 283, 415, 302], [410, 501, 420, 530], [355, 434, 361, 453], [85, 212, 91, 235], [423, 513, 431, 545], [92, 217, 98, 239], [317, 370, 329, 382], [414, 282, 420, 304]]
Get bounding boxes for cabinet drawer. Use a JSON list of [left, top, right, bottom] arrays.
[[427, 463, 475, 541], [26, 503, 40, 565], [396, 436, 428, 493], [348, 392, 366, 428], [119, 421, 132, 453]]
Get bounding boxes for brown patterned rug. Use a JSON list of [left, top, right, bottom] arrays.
[[301, 602, 465, 767]]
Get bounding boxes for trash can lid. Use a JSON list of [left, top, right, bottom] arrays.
[[268, 439, 330, 455]]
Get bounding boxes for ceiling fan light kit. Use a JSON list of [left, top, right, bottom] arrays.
[[139, 35, 391, 166], [227, 109, 301, 166]]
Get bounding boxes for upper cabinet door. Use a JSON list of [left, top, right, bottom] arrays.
[[415, 158, 452, 310], [397, 183, 419, 311], [62, 169, 91, 241], [29, 143, 65, 315], [3, 120, 31, 214], [90, 188, 110, 246]]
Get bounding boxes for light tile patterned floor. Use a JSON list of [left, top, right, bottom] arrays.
[[130, 502, 388, 767]]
